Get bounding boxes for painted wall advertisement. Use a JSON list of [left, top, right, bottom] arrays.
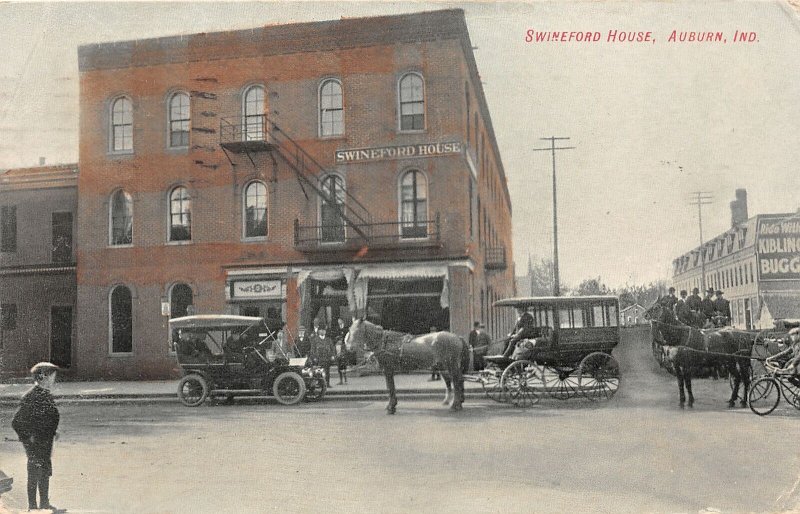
[[757, 215, 800, 280]]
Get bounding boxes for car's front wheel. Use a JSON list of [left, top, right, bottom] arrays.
[[272, 372, 307, 405], [177, 374, 209, 407]]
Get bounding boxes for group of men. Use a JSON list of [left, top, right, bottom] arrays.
[[294, 318, 350, 387], [663, 286, 731, 328]]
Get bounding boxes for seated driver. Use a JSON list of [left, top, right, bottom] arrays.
[[502, 310, 538, 358]]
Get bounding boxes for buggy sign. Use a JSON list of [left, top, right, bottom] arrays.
[[757, 216, 800, 281]]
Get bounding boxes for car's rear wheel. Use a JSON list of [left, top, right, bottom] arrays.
[[272, 372, 307, 405], [178, 374, 209, 407]]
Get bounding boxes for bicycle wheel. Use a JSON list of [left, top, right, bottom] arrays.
[[780, 376, 800, 410], [748, 376, 781, 416]]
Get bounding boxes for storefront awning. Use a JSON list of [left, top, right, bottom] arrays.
[[356, 264, 448, 281], [761, 294, 800, 320], [355, 265, 449, 309], [296, 268, 354, 288]]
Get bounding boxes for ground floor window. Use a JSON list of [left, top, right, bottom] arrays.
[[170, 283, 194, 319], [110, 285, 132, 353]]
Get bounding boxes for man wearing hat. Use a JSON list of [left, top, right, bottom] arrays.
[[686, 287, 702, 313], [701, 288, 716, 321], [12, 362, 60, 511], [674, 290, 691, 325], [714, 290, 731, 324], [662, 287, 678, 311]]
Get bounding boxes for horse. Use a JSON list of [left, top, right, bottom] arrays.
[[644, 299, 753, 408], [346, 319, 469, 414]]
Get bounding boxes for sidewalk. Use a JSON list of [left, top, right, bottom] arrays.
[[0, 372, 486, 404]]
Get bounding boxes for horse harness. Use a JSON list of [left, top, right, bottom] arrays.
[[372, 326, 413, 361]]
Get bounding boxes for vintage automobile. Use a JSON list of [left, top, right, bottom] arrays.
[[169, 314, 326, 406]]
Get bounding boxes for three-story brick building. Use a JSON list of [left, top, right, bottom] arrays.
[[71, 9, 515, 379]]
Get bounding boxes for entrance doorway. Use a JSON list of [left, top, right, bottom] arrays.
[[50, 306, 72, 368]]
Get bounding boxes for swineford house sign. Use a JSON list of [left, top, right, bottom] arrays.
[[334, 142, 463, 164], [757, 216, 800, 280]]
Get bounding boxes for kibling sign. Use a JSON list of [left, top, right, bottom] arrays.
[[757, 216, 800, 280], [334, 142, 463, 164]]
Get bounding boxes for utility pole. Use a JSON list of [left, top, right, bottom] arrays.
[[533, 137, 575, 296], [689, 191, 713, 293]]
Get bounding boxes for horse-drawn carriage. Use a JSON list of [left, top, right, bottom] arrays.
[[169, 315, 326, 407], [469, 295, 622, 407]]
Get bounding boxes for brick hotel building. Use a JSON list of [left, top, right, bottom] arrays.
[[0, 10, 516, 379]]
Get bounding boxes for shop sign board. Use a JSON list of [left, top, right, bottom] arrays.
[[231, 280, 285, 299], [757, 215, 800, 280], [334, 141, 463, 164]]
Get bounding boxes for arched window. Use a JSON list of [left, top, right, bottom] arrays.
[[110, 285, 132, 354], [398, 73, 424, 131], [170, 283, 194, 319], [399, 170, 428, 238], [244, 181, 267, 238], [110, 189, 133, 245], [169, 186, 191, 242], [111, 97, 133, 152], [243, 85, 265, 141], [320, 175, 345, 243], [168, 92, 190, 148], [319, 79, 344, 137]]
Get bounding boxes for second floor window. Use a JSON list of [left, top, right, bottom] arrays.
[[52, 212, 73, 263], [1, 205, 16, 252], [169, 92, 190, 148], [110, 190, 133, 246], [400, 170, 427, 238], [320, 175, 345, 243], [244, 181, 267, 238], [111, 97, 133, 152], [169, 186, 191, 242], [319, 79, 344, 137], [399, 73, 425, 131], [243, 85, 265, 141]]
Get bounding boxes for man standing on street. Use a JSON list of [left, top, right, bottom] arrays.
[[12, 362, 60, 512], [310, 326, 335, 388]]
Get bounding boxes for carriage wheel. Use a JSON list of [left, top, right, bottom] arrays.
[[578, 352, 620, 401], [272, 372, 307, 405], [540, 365, 580, 400], [177, 374, 209, 407], [748, 376, 781, 416], [480, 366, 505, 403], [500, 360, 540, 408]]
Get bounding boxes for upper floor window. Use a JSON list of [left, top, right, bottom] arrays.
[[398, 73, 425, 131], [169, 186, 191, 242], [110, 190, 133, 246], [109, 285, 132, 354], [319, 79, 344, 137], [243, 181, 267, 239], [52, 212, 73, 263], [399, 170, 428, 239], [168, 92, 190, 148], [320, 174, 345, 243], [243, 85, 265, 141], [111, 97, 133, 152], [1, 205, 16, 252]]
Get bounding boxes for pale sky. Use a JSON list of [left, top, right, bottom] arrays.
[[1, 1, 798, 288]]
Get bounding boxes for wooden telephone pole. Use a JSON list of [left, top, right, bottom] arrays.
[[533, 137, 575, 296]]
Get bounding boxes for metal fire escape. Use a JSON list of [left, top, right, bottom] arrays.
[[219, 115, 373, 243]]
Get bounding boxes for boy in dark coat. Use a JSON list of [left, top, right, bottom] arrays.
[[12, 362, 60, 511]]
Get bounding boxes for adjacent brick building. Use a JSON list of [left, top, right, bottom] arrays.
[[672, 189, 800, 330], [0, 164, 78, 378], [60, 9, 515, 379]]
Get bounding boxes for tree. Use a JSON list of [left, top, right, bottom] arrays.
[[576, 277, 610, 296], [521, 256, 568, 296]]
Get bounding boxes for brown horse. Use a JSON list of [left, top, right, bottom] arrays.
[[644, 299, 753, 408], [346, 319, 469, 414]]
